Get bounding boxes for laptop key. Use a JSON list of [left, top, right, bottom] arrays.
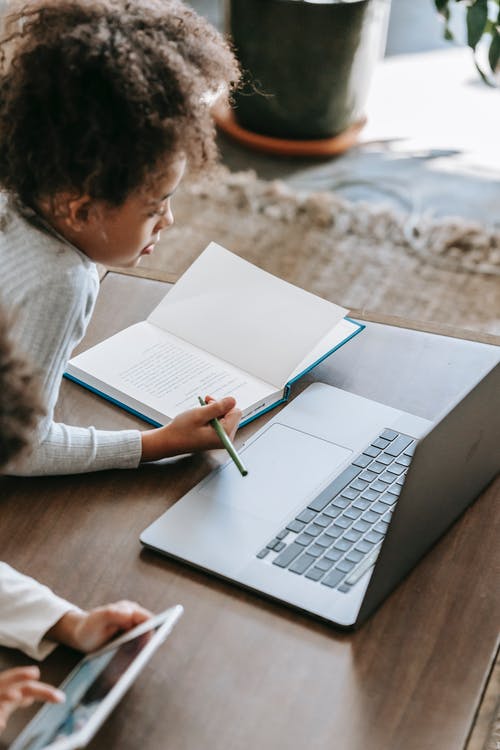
[[314, 514, 331, 528], [331, 496, 350, 509], [355, 539, 374, 554], [384, 434, 414, 457], [375, 521, 389, 534], [334, 538, 352, 552], [352, 454, 371, 469], [257, 548, 269, 559], [308, 544, 325, 557], [353, 498, 370, 511], [371, 479, 388, 492], [321, 569, 344, 588], [335, 516, 352, 529], [343, 507, 361, 520], [360, 489, 380, 502], [371, 502, 387, 515], [344, 529, 362, 543], [381, 428, 399, 441], [346, 549, 364, 564], [366, 530, 384, 544], [316, 534, 334, 548], [305, 566, 326, 582], [368, 461, 386, 474], [323, 504, 342, 518], [315, 557, 335, 572], [274, 541, 286, 552], [273, 543, 303, 568], [379, 472, 395, 484], [353, 519, 370, 533], [336, 559, 355, 574], [359, 469, 378, 482], [295, 532, 314, 546], [363, 510, 379, 524], [377, 454, 393, 466], [304, 523, 323, 537], [341, 487, 360, 500], [324, 548, 343, 562], [363, 445, 380, 458], [276, 529, 290, 540], [308, 465, 362, 512], [296, 508, 317, 524], [324, 524, 343, 539], [288, 553, 316, 574], [372, 437, 390, 450], [396, 454, 412, 467], [351, 478, 369, 491], [380, 493, 397, 505], [266, 539, 280, 550], [387, 484, 402, 496], [286, 519, 305, 533], [387, 463, 406, 476]]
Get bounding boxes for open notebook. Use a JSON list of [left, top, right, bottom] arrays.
[[65, 242, 363, 426]]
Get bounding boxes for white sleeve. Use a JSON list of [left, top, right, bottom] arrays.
[[0, 563, 77, 660], [5, 266, 142, 476]]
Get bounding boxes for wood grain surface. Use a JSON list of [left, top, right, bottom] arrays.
[[0, 273, 498, 750]]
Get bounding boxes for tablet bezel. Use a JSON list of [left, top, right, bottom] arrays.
[[9, 605, 183, 750]]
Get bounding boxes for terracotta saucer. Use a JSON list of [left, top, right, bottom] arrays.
[[213, 104, 367, 157]]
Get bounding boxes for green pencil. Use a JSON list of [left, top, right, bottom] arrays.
[[198, 396, 248, 477]]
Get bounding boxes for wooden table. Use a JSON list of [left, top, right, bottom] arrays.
[[1, 273, 499, 750]]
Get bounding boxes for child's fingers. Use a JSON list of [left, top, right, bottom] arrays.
[[98, 601, 152, 631], [0, 666, 40, 686], [200, 396, 237, 422], [18, 680, 65, 705]]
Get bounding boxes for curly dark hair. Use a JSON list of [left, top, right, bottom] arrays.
[[0, 0, 239, 208], [0, 310, 44, 469]]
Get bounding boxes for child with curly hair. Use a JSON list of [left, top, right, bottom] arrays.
[[0, 0, 241, 475], [0, 310, 153, 734]]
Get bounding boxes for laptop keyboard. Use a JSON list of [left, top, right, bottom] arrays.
[[256, 429, 417, 593]]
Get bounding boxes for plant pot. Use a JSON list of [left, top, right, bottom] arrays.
[[225, 0, 391, 140]]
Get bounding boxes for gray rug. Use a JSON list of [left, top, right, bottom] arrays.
[[119, 168, 500, 335]]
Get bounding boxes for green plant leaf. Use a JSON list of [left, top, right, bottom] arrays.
[[488, 31, 500, 73], [434, 0, 449, 13], [466, 0, 488, 49]]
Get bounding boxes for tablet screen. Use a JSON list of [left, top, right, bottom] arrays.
[[12, 627, 156, 750]]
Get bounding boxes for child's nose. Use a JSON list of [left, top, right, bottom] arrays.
[[155, 204, 174, 232]]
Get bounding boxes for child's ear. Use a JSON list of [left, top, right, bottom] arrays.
[[65, 195, 94, 231]]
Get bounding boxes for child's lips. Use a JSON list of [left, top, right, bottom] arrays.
[[140, 233, 160, 256]]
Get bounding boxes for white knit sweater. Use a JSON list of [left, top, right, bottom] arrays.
[[0, 197, 142, 475], [0, 563, 74, 660]]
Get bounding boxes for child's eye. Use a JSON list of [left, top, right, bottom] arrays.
[[147, 201, 168, 219]]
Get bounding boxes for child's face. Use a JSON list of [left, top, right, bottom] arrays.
[[75, 157, 186, 267]]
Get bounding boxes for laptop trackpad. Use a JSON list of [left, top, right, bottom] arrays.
[[196, 423, 352, 524]]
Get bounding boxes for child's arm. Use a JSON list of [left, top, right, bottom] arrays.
[[0, 565, 151, 658], [0, 667, 65, 734], [0, 563, 77, 660]]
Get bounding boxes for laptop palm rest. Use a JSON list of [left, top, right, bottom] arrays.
[[196, 423, 352, 524]]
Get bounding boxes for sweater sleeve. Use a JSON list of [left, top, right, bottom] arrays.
[[6, 262, 142, 476], [0, 563, 77, 660]]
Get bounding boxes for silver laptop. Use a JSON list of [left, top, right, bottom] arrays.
[[140, 362, 499, 628]]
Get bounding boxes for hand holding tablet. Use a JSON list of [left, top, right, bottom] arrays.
[[9, 606, 183, 750]]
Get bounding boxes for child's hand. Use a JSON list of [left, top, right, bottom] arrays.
[[0, 667, 64, 733], [141, 395, 242, 462], [45, 601, 152, 653]]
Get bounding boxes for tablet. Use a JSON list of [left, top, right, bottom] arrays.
[[9, 605, 183, 750]]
